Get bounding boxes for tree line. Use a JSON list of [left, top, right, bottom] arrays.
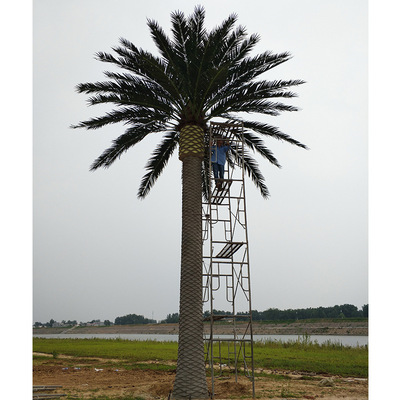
[[114, 314, 156, 325], [34, 304, 368, 328], [164, 304, 368, 323], [33, 319, 78, 328], [246, 303, 368, 321]]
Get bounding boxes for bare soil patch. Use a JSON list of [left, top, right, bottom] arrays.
[[33, 355, 368, 399]]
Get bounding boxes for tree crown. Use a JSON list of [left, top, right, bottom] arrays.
[[72, 6, 306, 198]]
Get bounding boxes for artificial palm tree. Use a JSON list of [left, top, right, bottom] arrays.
[[72, 6, 306, 398]]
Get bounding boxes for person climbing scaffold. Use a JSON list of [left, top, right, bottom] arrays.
[[211, 137, 230, 189]]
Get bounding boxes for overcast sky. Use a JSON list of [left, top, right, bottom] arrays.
[[28, 0, 372, 324]]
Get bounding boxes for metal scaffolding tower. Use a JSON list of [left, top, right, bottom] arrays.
[[202, 122, 255, 398]]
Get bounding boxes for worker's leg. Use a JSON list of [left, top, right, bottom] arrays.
[[217, 163, 225, 179]]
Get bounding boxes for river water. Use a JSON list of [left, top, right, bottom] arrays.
[[33, 333, 368, 347]]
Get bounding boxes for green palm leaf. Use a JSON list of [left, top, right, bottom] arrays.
[[138, 131, 179, 198], [89, 123, 163, 170]]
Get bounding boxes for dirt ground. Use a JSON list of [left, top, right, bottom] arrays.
[[33, 354, 368, 399]]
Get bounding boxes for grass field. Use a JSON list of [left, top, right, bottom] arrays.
[[33, 335, 367, 378]]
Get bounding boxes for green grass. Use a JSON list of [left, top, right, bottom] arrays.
[[252, 335, 367, 377], [33, 338, 177, 362], [33, 336, 368, 378]]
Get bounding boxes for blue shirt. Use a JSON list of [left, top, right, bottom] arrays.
[[211, 144, 230, 165]]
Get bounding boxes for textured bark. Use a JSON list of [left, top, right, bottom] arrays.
[[172, 127, 209, 398], [178, 124, 205, 160]]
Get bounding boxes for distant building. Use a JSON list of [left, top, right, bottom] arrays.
[[85, 320, 104, 326]]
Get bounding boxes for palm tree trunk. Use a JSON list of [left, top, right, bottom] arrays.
[[172, 126, 208, 398]]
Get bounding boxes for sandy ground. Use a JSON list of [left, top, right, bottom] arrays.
[[33, 353, 368, 399]]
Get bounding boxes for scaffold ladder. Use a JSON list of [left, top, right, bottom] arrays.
[[202, 121, 255, 398]]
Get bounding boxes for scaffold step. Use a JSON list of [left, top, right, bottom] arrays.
[[215, 242, 243, 258], [211, 180, 232, 204]]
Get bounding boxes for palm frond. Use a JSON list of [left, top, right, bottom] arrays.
[[241, 132, 281, 167], [187, 6, 207, 50], [147, 18, 187, 82], [89, 124, 161, 170], [170, 10, 190, 59], [71, 107, 170, 130], [228, 149, 270, 198], [76, 83, 174, 113], [210, 97, 299, 118], [243, 120, 308, 149], [198, 21, 245, 100], [168, 7, 210, 106], [204, 64, 304, 113], [138, 131, 179, 198], [100, 40, 184, 105]]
